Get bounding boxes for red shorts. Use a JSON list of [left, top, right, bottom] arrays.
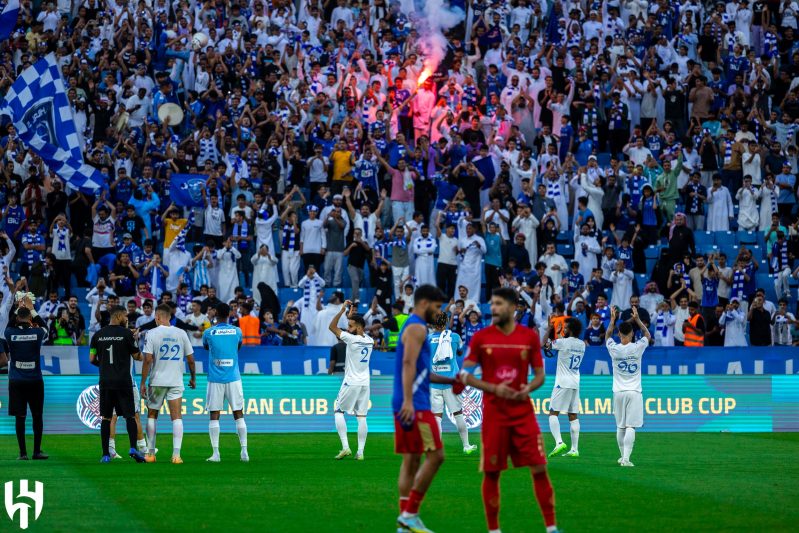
[[480, 413, 547, 472], [394, 410, 443, 454]]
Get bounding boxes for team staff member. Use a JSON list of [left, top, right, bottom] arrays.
[[90, 306, 147, 463], [6, 305, 48, 460]]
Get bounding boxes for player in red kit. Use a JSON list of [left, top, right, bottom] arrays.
[[458, 288, 559, 533]]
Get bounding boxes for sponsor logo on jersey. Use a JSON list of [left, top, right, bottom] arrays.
[[446, 386, 483, 429], [495, 366, 518, 382], [76, 385, 101, 430], [10, 335, 38, 342], [210, 328, 238, 336], [14, 361, 36, 370], [214, 359, 235, 367], [98, 337, 126, 342]]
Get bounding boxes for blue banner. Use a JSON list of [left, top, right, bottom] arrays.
[[0, 0, 18, 41], [169, 173, 208, 207], [24, 346, 799, 376]]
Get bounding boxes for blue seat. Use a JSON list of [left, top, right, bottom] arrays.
[[645, 258, 656, 274], [755, 272, 773, 290], [720, 245, 739, 261], [597, 152, 611, 167], [736, 230, 758, 245], [697, 244, 719, 257], [715, 231, 736, 247], [557, 244, 574, 258], [644, 245, 660, 259], [694, 231, 715, 247], [556, 230, 573, 243], [635, 273, 650, 288]]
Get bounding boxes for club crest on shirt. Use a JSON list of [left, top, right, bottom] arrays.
[[76, 385, 101, 430], [521, 349, 528, 360]]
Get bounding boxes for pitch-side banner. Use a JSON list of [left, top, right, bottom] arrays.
[[27, 346, 799, 376], [1, 376, 797, 435]]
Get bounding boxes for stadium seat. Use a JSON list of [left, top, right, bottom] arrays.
[[556, 230, 573, 243], [557, 244, 574, 258], [645, 258, 656, 274], [720, 245, 739, 261], [644, 245, 660, 259], [736, 230, 758, 245], [715, 231, 736, 247], [697, 244, 719, 256], [755, 272, 773, 291], [597, 152, 611, 167], [694, 232, 715, 247], [635, 274, 650, 289]]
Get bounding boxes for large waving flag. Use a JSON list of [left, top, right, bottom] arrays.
[[0, 0, 19, 41], [1, 53, 106, 193], [169, 174, 208, 207]]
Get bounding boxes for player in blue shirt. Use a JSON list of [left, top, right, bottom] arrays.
[[393, 285, 463, 533], [202, 303, 248, 463], [429, 312, 477, 455]]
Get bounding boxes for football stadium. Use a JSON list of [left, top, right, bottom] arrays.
[[2, 0, 799, 531]]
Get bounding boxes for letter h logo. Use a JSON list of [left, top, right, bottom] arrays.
[[4, 480, 44, 530]]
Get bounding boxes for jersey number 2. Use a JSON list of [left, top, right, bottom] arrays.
[[359, 347, 369, 363]]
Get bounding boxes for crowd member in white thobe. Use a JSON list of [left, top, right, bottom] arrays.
[[214, 237, 241, 304], [540, 242, 568, 292], [251, 244, 279, 301], [163, 241, 192, 294], [639, 282, 665, 318], [412, 80, 437, 140], [412, 225, 437, 286], [719, 298, 747, 346], [543, 170, 569, 229], [574, 224, 602, 283], [610, 261, 634, 311], [758, 177, 778, 231], [511, 203, 540, 266], [482, 198, 511, 241], [310, 292, 348, 346], [255, 198, 280, 255], [736, 176, 761, 230], [297, 267, 325, 342], [652, 300, 676, 346], [742, 141, 762, 185], [455, 223, 486, 305], [671, 296, 691, 345], [705, 175, 735, 231], [580, 161, 605, 228]]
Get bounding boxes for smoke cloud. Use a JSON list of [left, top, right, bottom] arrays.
[[399, 0, 465, 85]]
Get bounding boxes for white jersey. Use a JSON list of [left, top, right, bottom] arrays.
[[605, 337, 648, 393], [339, 331, 373, 387], [143, 325, 194, 387], [551, 336, 585, 389]]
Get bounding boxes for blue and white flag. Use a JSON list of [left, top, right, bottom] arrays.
[[0, 0, 19, 42], [1, 54, 106, 193], [170, 174, 208, 207]]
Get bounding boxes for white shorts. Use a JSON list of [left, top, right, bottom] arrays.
[[146, 386, 184, 411], [550, 386, 580, 414], [206, 380, 244, 412], [430, 387, 462, 414], [335, 383, 370, 416], [614, 391, 644, 428]]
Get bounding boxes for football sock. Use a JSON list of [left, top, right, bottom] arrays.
[[125, 417, 138, 449], [533, 471, 556, 528], [435, 415, 443, 436], [101, 419, 111, 456], [108, 437, 116, 455], [15, 417, 27, 456], [235, 417, 248, 451], [398, 497, 409, 513], [32, 414, 43, 454], [616, 428, 625, 456], [482, 472, 501, 530], [454, 414, 470, 447], [356, 417, 367, 455], [403, 489, 425, 516], [569, 419, 580, 451], [549, 415, 562, 445], [209, 420, 220, 454], [622, 428, 636, 461], [172, 419, 183, 457], [334, 412, 349, 450], [146, 418, 157, 453], [137, 439, 147, 451]]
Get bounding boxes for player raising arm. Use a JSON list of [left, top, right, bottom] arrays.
[[605, 306, 651, 467], [329, 300, 373, 460], [140, 304, 195, 464], [458, 288, 560, 533], [544, 317, 585, 458]]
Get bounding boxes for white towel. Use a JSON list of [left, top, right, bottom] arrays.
[[433, 330, 454, 364]]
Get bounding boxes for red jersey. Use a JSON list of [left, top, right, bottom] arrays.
[[466, 324, 543, 425]]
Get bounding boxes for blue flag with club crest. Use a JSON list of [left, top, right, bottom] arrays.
[[170, 174, 208, 207], [1, 54, 106, 193], [0, 0, 19, 41]]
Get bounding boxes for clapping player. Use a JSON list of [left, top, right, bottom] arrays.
[[544, 317, 585, 458]]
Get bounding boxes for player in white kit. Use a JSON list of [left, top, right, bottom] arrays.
[[605, 306, 651, 467], [328, 300, 373, 460], [544, 317, 585, 458], [140, 304, 196, 464]]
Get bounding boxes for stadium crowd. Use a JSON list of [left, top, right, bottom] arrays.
[[1, 0, 799, 357]]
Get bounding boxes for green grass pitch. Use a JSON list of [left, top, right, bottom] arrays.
[[1, 432, 797, 532]]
